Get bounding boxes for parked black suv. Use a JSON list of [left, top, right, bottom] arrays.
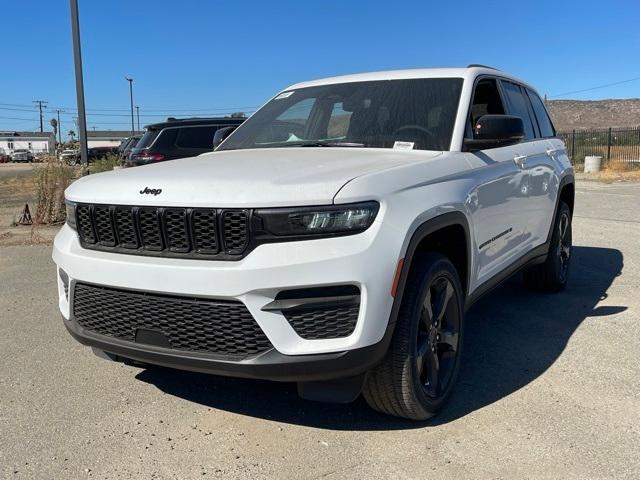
[[118, 136, 141, 160], [126, 117, 245, 167]]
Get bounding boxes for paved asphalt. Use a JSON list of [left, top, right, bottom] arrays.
[[0, 180, 638, 479]]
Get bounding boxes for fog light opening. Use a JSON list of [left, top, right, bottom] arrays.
[[59, 268, 70, 300]]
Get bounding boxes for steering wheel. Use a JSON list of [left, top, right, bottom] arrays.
[[393, 125, 435, 139]]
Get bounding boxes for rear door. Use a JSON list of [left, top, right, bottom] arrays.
[[500, 80, 557, 247], [524, 88, 563, 244]]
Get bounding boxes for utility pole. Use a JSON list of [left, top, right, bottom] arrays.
[[69, 0, 88, 166], [135, 105, 140, 132], [55, 109, 64, 146], [125, 77, 134, 137], [33, 100, 48, 132]]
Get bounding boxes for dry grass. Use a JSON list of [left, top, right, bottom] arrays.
[[0, 162, 74, 247], [578, 161, 640, 183], [33, 159, 74, 225], [89, 153, 121, 173]]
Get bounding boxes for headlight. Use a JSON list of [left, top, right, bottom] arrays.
[[65, 201, 77, 231], [254, 201, 379, 239]]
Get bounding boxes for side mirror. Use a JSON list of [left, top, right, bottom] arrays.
[[463, 115, 524, 151], [213, 126, 237, 150]]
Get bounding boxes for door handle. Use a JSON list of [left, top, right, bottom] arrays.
[[513, 154, 527, 168], [546, 148, 560, 157]]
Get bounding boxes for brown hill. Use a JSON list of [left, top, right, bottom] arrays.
[[547, 99, 640, 132]]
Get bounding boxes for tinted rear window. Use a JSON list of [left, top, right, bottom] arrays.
[[135, 130, 161, 149], [500, 81, 536, 140], [174, 126, 218, 149], [527, 89, 556, 137]]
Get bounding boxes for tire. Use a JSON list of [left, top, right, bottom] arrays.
[[523, 201, 572, 292], [363, 252, 464, 420]]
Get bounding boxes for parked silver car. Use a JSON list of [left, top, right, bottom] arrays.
[[11, 149, 34, 163]]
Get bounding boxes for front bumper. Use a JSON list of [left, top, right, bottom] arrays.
[[53, 213, 402, 377], [64, 317, 392, 382]]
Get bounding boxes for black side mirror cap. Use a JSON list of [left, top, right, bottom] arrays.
[[213, 126, 238, 150], [463, 114, 525, 151]]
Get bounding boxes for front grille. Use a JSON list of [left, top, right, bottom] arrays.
[[75, 204, 250, 260], [284, 304, 360, 340], [72, 283, 272, 359]]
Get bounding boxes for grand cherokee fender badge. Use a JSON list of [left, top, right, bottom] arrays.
[[140, 187, 162, 196]]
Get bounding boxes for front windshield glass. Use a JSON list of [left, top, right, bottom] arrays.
[[218, 78, 463, 152]]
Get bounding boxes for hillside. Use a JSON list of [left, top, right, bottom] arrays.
[[547, 99, 640, 132]]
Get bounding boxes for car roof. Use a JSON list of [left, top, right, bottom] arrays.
[[284, 66, 535, 92], [144, 117, 245, 130]]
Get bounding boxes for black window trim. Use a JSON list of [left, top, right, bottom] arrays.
[[464, 75, 508, 141], [524, 88, 557, 138], [498, 79, 538, 141], [462, 74, 559, 150], [148, 123, 240, 150]]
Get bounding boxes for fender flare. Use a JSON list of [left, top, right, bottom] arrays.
[[388, 211, 472, 328], [547, 174, 575, 244]]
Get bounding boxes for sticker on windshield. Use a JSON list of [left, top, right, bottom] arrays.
[[393, 141, 415, 150], [275, 91, 295, 100]]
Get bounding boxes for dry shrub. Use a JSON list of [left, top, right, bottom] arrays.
[[605, 161, 635, 173], [90, 153, 122, 174], [33, 159, 74, 224]]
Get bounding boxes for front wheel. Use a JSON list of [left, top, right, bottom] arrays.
[[363, 252, 464, 420]]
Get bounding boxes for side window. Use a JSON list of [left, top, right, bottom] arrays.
[[326, 102, 353, 139], [175, 126, 218, 149], [255, 97, 317, 143], [527, 89, 556, 137], [500, 81, 535, 140], [154, 128, 178, 149], [467, 79, 505, 137]]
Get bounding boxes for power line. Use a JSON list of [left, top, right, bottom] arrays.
[[0, 102, 257, 112], [0, 115, 42, 121], [549, 76, 640, 98]]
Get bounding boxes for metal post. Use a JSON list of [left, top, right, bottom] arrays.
[[135, 106, 140, 132], [571, 129, 575, 161], [70, 0, 88, 167], [56, 109, 63, 147], [607, 127, 612, 162], [125, 77, 134, 137]]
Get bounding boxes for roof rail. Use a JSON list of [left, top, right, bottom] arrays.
[[467, 64, 500, 70]]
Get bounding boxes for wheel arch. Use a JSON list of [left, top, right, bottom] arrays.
[[547, 174, 575, 244], [389, 211, 471, 327]]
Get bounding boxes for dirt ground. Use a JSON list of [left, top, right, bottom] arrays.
[[0, 163, 63, 247]]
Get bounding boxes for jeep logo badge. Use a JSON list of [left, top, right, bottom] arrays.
[[140, 187, 162, 196]]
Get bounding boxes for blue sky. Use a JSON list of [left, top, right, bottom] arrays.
[[2, 0, 639, 133]]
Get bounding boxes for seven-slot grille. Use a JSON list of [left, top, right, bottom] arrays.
[[72, 283, 273, 359], [75, 204, 249, 259]]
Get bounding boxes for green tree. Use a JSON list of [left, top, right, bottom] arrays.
[[50, 118, 58, 138]]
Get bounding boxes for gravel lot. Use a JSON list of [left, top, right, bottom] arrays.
[[1, 180, 638, 479]]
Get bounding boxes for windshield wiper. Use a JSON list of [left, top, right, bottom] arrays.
[[280, 141, 365, 148]]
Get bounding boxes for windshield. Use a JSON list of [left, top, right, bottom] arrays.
[[218, 78, 463, 152]]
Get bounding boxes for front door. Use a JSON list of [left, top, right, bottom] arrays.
[[464, 78, 534, 288]]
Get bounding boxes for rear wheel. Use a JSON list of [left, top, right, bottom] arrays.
[[524, 201, 572, 291], [363, 252, 464, 420]]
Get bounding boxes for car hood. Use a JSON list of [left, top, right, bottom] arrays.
[[65, 147, 441, 207]]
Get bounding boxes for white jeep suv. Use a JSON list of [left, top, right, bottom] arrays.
[[53, 66, 574, 420]]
